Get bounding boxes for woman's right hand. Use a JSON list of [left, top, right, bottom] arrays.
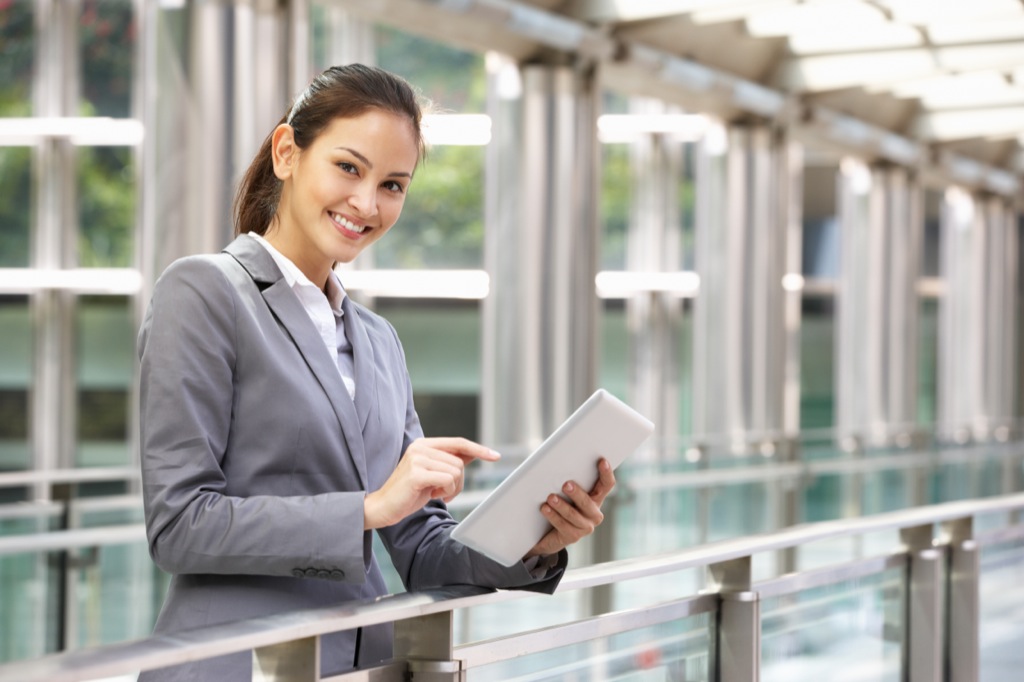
[[363, 437, 500, 530]]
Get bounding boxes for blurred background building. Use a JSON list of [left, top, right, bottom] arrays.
[[1, 1, 1023, 679]]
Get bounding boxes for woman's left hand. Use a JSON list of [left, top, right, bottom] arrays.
[[523, 457, 616, 560]]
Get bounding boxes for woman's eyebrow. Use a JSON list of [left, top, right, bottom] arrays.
[[336, 146, 371, 167], [336, 146, 413, 179]]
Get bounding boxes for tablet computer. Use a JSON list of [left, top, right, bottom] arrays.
[[451, 389, 654, 566]]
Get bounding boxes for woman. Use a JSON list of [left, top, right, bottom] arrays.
[[137, 63, 614, 680]]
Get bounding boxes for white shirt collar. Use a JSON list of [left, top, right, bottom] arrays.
[[249, 233, 345, 316]]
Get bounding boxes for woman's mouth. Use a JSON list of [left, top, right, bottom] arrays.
[[329, 211, 368, 236]]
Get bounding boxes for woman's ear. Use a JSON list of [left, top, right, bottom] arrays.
[[271, 124, 297, 180]]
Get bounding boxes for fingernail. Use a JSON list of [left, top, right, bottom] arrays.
[[489, 449, 501, 459], [549, 495, 560, 505], [564, 482, 574, 493]]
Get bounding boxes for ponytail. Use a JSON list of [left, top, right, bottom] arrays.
[[233, 115, 286, 236]]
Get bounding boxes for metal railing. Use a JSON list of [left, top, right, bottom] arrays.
[[0, 492, 1022, 681]]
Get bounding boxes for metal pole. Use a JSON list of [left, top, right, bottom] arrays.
[[944, 518, 979, 682], [901, 524, 943, 682]]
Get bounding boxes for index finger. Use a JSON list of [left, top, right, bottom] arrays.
[[418, 437, 502, 464]]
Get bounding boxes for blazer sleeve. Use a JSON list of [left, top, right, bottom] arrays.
[[138, 257, 368, 582], [375, 327, 567, 595]]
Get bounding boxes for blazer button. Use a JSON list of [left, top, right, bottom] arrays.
[[291, 569, 305, 578], [330, 569, 345, 580], [304, 568, 318, 578], [317, 570, 331, 580]]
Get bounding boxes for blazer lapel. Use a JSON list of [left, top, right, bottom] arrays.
[[341, 295, 378, 434], [224, 236, 369, 490]]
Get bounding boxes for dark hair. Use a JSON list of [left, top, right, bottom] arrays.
[[233, 63, 426, 236]]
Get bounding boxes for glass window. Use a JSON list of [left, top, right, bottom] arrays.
[[0, 1, 34, 117], [77, 146, 136, 267], [75, 296, 134, 467], [0, 146, 32, 267], [376, 26, 485, 113], [79, 0, 136, 118], [0, 296, 32, 474], [371, 27, 486, 268], [374, 299, 481, 441], [917, 298, 938, 426], [800, 295, 835, 430], [600, 142, 630, 270], [374, 144, 485, 269], [802, 163, 839, 277], [922, 189, 941, 278]]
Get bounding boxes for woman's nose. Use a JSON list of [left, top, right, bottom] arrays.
[[348, 182, 378, 217]]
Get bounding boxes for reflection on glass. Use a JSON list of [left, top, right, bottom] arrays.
[[0, 1, 34, 117], [0, 147, 32, 267], [70, 506, 163, 650], [79, 0, 135, 118], [375, 300, 481, 440], [466, 612, 710, 681], [800, 296, 835, 430], [76, 296, 134, 467], [0, 296, 31, 474], [918, 298, 938, 425], [77, 146, 136, 267], [979, 540, 1024, 682], [761, 568, 903, 682], [0, 548, 57, 662]]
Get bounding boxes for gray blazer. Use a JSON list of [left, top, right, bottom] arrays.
[[137, 235, 564, 681]]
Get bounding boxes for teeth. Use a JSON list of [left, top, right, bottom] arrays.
[[331, 212, 366, 234]]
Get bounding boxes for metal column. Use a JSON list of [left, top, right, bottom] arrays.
[[938, 189, 1019, 442], [835, 160, 923, 448], [482, 61, 600, 450], [692, 123, 794, 454], [626, 98, 684, 458]]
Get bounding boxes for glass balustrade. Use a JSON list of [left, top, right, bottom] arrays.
[[1, 441, 1023, 670]]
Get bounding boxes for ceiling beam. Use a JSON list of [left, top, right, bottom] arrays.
[[913, 106, 1024, 142], [562, 0, 772, 24], [775, 41, 1024, 93]]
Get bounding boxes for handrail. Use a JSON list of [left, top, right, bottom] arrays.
[[1, 492, 1023, 682], [0, 466, 139, 489], [0, 523, 146, 555]]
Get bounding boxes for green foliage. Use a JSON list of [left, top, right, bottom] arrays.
[[369, 27, 488, 267], [0, 147, 31, 267], [375, 145, 485, 268], [0, 1, 33, 116], [79, 0, 135, 117], [375, 25, 486, 113], [77, 146, 135, 267], [601, 144, 630, 269]]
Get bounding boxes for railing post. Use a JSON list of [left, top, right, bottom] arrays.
[[944, 517, 979, 682], [395, 611, 463, 682], [252, 636, 319, 681], [901, 524, 943, 682], [708, 556, 759, 682]]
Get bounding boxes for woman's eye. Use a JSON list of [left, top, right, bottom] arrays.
[[338, 162, 358, 175], [382, 180, 405, 193]]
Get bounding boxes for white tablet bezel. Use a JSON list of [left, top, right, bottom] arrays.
[[450, 389, 654, 566]]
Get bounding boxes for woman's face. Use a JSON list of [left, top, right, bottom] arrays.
[[269, 109, 419, 281]]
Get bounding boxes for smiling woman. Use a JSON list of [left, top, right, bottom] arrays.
[[135, 63, 616, 682]]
